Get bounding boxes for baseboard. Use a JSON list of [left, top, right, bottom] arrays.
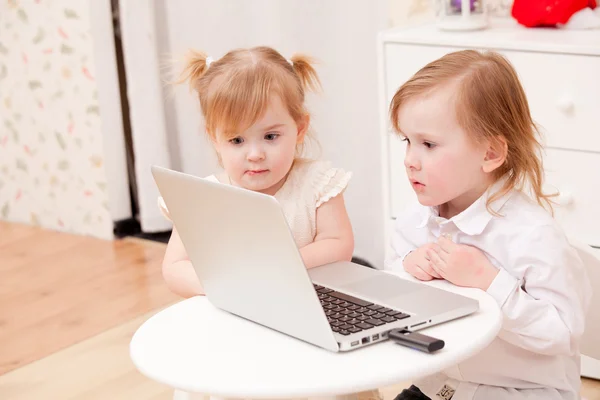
[[582, 355, 600, 380]]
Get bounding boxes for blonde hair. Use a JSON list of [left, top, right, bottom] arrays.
[[177, 46, 320, 157], [389, 50, 555, 213]]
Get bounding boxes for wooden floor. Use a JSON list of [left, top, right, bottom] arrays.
[[0, 221, 598, 399]]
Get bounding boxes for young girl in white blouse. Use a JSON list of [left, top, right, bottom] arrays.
[[159, 45, 381, 400], [159, 46, 355, 299], [385, 50, 591, 400]]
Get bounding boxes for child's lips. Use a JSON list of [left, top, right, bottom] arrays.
[[410, 179, 425, 191], [246, 169, 268, 176]]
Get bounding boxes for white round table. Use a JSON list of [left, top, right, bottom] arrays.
[[130, 276, 501, 400]]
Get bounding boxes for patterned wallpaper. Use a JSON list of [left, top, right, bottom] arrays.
[[0, 0, 113, 239]]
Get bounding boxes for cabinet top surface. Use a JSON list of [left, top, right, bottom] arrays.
[[380, 18, 600, 55]]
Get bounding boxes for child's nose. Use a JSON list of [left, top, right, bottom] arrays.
[[404, 150, 420, 170], [247, 146, 265, 162]]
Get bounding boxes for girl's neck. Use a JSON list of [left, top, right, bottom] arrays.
[[438, 180, 491, 220]]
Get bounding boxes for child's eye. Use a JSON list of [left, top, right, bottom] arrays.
[[401, 137, 410, 144], [230, 137, 244, 145], [424, 142, 436, 149], [265, 132, 279, 141]]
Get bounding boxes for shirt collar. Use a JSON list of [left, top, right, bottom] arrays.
[[416, 180, 513, 235]]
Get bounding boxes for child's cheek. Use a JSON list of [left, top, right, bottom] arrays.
[[271, 147, 293, 174], [427, 153, 450, 187], [223, 150, 243, 176], [268, 152, 284, 173]]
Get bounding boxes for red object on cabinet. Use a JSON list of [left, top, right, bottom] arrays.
[[512, 0, 597, 27]]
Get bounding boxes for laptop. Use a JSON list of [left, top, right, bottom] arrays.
[[151, 166, 479, 352]]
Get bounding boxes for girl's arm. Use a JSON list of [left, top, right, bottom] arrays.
[[487, 225, 591, 356], [162, 227, 205, 298], [299, 194, 354, 269], [385, 220, 417, 272], [384, 203, 428, 272]]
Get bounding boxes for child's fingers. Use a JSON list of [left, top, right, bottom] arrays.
[[426, 265, 442, 279], [427, 250, 446, 279], [415, 266, 434, 281], [429, 261, 446, 281], [437, 236, 456, 253], [431, 244, 449, 262], [419, 258, 442, 279], [427, 249, 444, 266], [409, 264, 433, 281]]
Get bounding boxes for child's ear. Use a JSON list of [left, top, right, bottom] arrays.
[[296, 114, 310, 144], [482, 137, 507, 173]]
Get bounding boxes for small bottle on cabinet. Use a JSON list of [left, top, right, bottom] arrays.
[[435, 0, 489, 31]]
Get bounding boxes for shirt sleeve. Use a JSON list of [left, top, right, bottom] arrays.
[[313, 162, 352, 208], [486, 224, 592, 356], [384, 211, 420, 272]]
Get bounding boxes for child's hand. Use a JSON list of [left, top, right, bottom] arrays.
[[427, 237, 498, 291], [403, 244, 442, 281]]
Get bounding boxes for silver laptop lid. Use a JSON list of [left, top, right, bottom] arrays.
[[151, 166, 339, 352]]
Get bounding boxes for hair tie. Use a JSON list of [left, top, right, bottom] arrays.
[[206, 56, 214, 68]]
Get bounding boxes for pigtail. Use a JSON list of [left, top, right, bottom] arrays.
[[176, 49, 210, 92], [290, 54, 321, 93]]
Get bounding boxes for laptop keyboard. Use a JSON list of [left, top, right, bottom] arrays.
[[314, 284, 410, 336]]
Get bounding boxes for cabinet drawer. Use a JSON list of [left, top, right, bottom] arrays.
[[383, 44, 600, 152], [504, 50, 600, 153], [544, 148, 600, 247]]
